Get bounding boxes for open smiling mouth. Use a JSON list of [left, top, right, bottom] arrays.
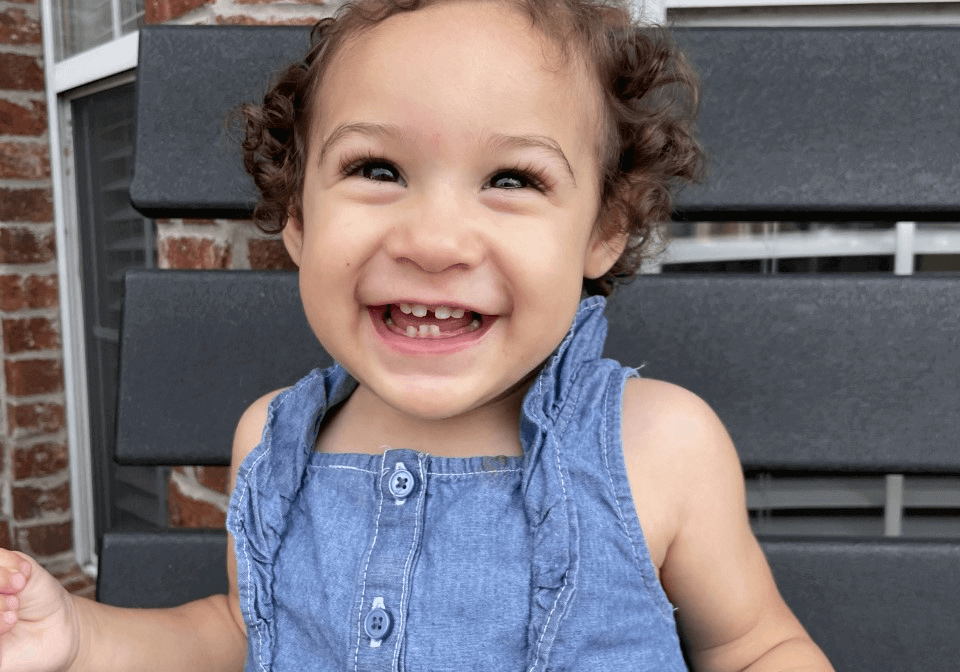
[[375, 303, 488, 339]]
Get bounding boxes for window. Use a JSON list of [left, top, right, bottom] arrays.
[[72, 83, 166, 538], [53, 0, 144, 60]]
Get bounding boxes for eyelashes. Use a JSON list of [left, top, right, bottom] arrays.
[[336, 152, 554, 194]]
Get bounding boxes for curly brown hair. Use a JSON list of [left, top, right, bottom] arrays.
[[241, 0, 704, 295]]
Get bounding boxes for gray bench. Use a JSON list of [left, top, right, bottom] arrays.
[[103, 23, 960, 672]]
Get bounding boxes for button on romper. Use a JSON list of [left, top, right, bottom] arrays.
[[227, 297, 689, 671]]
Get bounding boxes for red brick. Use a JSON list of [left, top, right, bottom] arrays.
[[0, 274, 58, 311], [8, 402, 65, 435], [4, 358, 63, 396], [0, 188, 53, 222], [0, 274, 24, 310], [248, 238, 297, 270], [0, 520, 11, 549], [16, 521, 72, 556], [196, 465, 230, 494], [182, 218, 216, 225], [0, 54, 44, 91], [168, 478, 226, 528], [0, 99, 47, 136], [3, 317, 59, 354], [25, 274, 58, 307], [13, 481, 71, 520], [0, 143, 50, 180], [146, 0, 211, 23], [0, 227, 55, 263], [0, 9, 41, 45], [14, 442, 68, 479], [159, 236, 231, 269]]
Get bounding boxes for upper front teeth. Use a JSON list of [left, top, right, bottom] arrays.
[[398, 303, 466, 319]]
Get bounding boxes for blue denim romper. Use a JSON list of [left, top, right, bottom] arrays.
[[227, 297, 688, 671]]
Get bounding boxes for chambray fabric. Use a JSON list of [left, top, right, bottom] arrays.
[[227, 296, 688, 672]]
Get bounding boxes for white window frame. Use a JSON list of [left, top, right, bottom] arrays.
[[40, 0, 140, 573]]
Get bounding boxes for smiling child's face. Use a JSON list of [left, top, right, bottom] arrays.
[[284, 0, 624, 423]]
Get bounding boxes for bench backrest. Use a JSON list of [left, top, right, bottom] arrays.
[[115, 23, 960, 672]]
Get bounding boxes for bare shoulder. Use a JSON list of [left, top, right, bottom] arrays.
[[619, 378, 744, 572], [621, 376, 744, 498]]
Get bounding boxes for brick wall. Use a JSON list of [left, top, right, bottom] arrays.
[[0, 0, 92, 595]]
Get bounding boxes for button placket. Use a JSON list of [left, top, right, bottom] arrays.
[[355, 450, 427, 671]]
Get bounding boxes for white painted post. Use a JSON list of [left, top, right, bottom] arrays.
[[885, 221, 915, 536], [894, 221, 916, 276], [885, 474, 905, 537]]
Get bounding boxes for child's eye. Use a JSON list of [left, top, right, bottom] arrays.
[[490, 172, 526, 189], [340, 155, 406, 186], [361, 162, 402, 182], [484, 167, 549, 193]]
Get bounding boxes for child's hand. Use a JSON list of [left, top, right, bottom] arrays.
[[0, 549, 79, 672]]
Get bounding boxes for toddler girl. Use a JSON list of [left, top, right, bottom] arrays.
[[0, 1, 834, 670]]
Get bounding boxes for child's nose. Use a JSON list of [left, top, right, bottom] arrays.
[[385, 190, 484, 273]]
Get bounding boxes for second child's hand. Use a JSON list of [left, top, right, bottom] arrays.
[[0, 550, 79, 672]]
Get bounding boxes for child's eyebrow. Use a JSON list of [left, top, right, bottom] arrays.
[[318, 122, 405, 164], [487, 133, 577, 186], [318, 123, 576, 185]]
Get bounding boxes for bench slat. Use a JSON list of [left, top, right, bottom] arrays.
[[604, 275, 960, 472], [763, 537, 960, 672], [96, 529, 228, 608], [115, 269, 330, 465], [130, 25, 960, 220]]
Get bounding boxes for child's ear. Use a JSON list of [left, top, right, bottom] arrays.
[[583, 223, 629, 280], [282, 213, 305, 268]]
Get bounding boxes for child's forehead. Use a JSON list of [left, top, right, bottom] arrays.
[[314, 1, 601, 135]]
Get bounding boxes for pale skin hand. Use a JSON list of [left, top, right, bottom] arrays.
[[623, 378, 835, 672], [0, 549, 79, 672]]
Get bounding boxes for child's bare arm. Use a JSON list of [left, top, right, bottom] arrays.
[[0, 539, 245, 672], [622, 379, 834, 672], [0, 392, 279, 672]]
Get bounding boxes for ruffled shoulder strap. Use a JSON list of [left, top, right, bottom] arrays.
[[519, 297, 613, 672], [226, 365, 355, 670]]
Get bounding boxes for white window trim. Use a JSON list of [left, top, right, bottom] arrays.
[[40, 0, 141, 573], [54, 32, 139, 94]]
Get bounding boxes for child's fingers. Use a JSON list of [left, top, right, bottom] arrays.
[[0, 550, 31, 595], [0, 594, 20, 635]]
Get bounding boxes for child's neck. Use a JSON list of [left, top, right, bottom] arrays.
[[314, 382, 527, 458]]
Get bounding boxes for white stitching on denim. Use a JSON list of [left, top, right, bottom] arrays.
[[426, 468, 522, 477], [393, 456, 426, 672], [532, 574, 568, 670], [237, 437, 275, 672], [354, 452, 387, 672], [309, 464, 377, 474], [531, 419, 573, 671]]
